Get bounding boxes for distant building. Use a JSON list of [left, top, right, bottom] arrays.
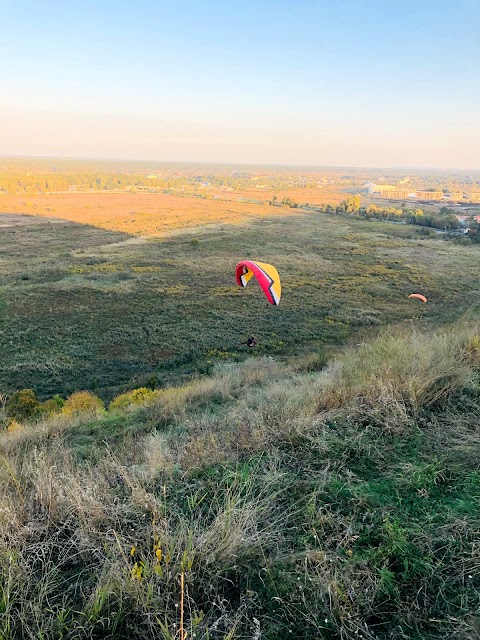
[[370, 184, 396, 193], [467, 191, 480, 203], [416, 191, 444, 200], [382, 190, 410, 199]]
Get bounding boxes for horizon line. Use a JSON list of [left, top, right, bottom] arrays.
[[1, 154, 479, 173]]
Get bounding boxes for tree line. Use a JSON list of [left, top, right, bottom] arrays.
[[310, 196, 480, 243], [0, 171, 327, 195]]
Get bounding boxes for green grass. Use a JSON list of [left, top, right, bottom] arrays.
[[0, 324, 479, 639], [1, 210, 480, 638], [1, 210, 479, 398]]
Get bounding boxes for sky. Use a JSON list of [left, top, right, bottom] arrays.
[[1, 0, 479, 168]]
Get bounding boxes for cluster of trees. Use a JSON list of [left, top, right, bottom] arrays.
[[320, 196, 467, 233], [1, 388, 65, 423], [0, 170, 332, 196], [268, 195, 300, 207], [0, 172, 207, 195], [1, 382, 162, 430], [404, 211, 461, 230], [467, 220, 480, 243]]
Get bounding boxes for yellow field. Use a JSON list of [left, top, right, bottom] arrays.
[[0, 188, 345, 236]]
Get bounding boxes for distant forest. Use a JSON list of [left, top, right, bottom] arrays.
[[0, 158, 479, 195]]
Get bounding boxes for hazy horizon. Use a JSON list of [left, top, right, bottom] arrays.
[[1, 0, 479, 169], [2, 154, 480, 173]]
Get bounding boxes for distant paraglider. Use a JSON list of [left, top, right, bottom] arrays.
[[408, 294, 427, 303], [235, 260, 281, 305]]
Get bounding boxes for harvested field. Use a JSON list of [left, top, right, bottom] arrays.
[[0, 191, 317, 236]]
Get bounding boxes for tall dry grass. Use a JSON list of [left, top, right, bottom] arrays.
[[0, 442, 286, 639], [0, 324, 479, 638], [316, 325, 478, 431]]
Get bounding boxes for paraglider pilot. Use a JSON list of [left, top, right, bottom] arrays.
[[246, 336, 257, 348]]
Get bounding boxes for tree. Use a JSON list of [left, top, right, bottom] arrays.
[[439, 206, 456, 216], [6, 389, 40, 421], [62, 391, 104, 418], [467, 221, 480, 243], [339, 195, 361, 214]]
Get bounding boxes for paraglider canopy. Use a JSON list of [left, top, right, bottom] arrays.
[[235, 260, 281, 305], [408, 294, 427, 303]]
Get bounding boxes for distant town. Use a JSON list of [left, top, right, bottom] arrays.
[[365, 179, 480, 204]]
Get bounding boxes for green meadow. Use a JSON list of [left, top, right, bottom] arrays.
[[1, 210, 479, 398], [1, 209, 480, 639]]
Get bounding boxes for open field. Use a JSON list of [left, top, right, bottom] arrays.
[[217, 186, 346, 205], [0, 192, 285, 236], [0, 188, 345, 235], [1, 204, 479, 398]]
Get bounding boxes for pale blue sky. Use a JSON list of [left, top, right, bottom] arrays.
[[1, 0, 479, 167]]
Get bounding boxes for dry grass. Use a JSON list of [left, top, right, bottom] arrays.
[[0, 324, 479, 639], [316, 325, 478, 430], [0, 443, 285, 639], [0, 192, 305, 237]]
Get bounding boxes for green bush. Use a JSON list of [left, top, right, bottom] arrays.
[[39, 398, 62, 416], [6, 389, 40, 421], [53, 394, 65, 409]]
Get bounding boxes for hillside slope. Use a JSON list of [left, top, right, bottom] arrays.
[[2, 209, 480, 398], [1, 323, 479, 639]]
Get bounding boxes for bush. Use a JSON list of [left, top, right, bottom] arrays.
[[62, 391, 104, 418], [39, 398, 62, 416], [6, 419, 23, 432], [6, 389, 40, 421], [52, 394, 65, 409], [145, 374, 159, 391], [109, 387, 161, 412]]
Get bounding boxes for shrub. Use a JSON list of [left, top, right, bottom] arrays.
[[109, 387, 161, 412], [6, 389, 40, 421], [6, 419, 23, 432], [145, 374, 159, 391], [39, 398, 61, 416], [62, 391, 104, 418], [52, 394, 65, 409]]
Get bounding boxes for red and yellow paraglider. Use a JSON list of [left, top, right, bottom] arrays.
[[235, 260, 281, 305], [408, 293, 427, 303]]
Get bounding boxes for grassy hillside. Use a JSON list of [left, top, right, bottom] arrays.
[[1, 323, 479, 639], [1, 208, 479, 398]]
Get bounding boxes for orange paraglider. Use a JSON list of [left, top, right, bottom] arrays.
[[408, 294, 427, 303]]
